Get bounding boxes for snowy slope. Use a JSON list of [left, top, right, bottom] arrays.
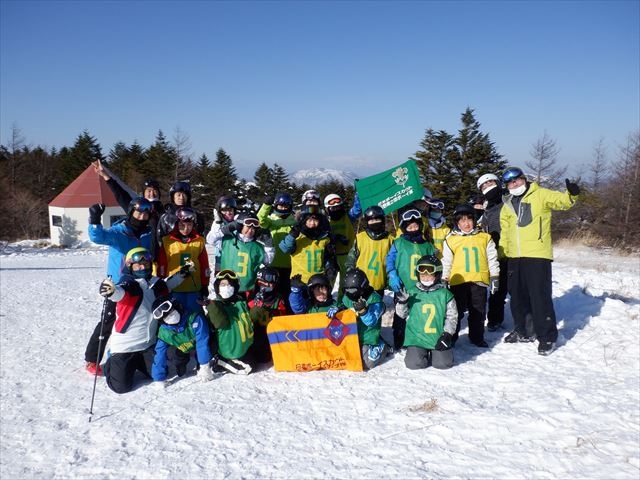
[[0, 244, 638, 479]]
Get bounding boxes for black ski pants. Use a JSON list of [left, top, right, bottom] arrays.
[[487, 258, 509, 327], [84, 299, 116, 363], [449, 282, 488, 345], [103, 346, 155, 394], [507, 257, 557, 343]]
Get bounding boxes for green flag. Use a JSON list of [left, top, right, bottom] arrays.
[[355, 159, 424, 214]]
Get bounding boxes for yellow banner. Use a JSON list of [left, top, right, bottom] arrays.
[[267, 310, 363, 372]]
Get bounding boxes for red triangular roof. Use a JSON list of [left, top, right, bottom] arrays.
[[49, 165, 121, 208]]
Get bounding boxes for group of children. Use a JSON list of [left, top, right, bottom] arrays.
[[87, 162, 509, 394]]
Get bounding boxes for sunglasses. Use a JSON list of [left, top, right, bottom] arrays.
[[152, 300, 173, 319], [401, 209, 422, 222], [241, 218, 260, 228], [416, 263, 441, 275], [217, 269, 238, 281]]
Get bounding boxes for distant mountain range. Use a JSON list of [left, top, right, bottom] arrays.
[[290, 168, 358, 187]]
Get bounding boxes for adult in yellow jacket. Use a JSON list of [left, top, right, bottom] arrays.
[[499, 167, 580, 356]]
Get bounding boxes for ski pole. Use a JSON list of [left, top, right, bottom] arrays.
[[89, 279, 110, 422]]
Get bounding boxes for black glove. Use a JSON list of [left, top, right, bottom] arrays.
[[565, 178, 580, 196], [435, 332, 453, 351], [221, 222, 237, 236], [179, 260, 195, 276], [352, 298, 367, 314], [290, 274, 305, 292], [99, 278, 115, 297], [263, 194, 275, 206], [200, 286, 210, 299], [89, 203, 105, 225], [335, 234, 348, 246], [289, 224, 301, 239]]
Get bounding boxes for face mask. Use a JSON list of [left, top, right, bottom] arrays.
[[128, 216, 149, 230], [420, 279, 435, 287], [163, 310, 180, 325], [132, 267, 151, 279], [509, 184, 527, 197], [367, 222, 384, 234], [429, 211, 442, 220], [483, 185, 502, 203], [219, 285, 234, 299]]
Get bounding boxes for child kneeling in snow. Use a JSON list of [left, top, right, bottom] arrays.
[[205, 270, 255, 374], [99, 247, 191, 394], [150, 296, 214, 386], [341, 268, 389, 370], [395, 254, 458, 370]]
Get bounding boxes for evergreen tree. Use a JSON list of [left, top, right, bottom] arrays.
[[57, 131, 103, 188], [143, 130, 180, 189], [252, 162, 273, 197], [414, 109, 505, 210], [208, 148, 238, 200], [271, 163, 293, 193]]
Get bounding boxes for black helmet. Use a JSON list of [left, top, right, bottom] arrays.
[[343, 268, 370, 301], [176, 206, 197, 223], [415, 254, 443, 282], [364, 205, 385, 221], [235, 211, 260, 231], [143, 179, 161, 192], [151, 295, 183, 322], [307, 273, 331, 297], [399, 208, 423, 233], [453, 204, 476, 219], [217, 195, 237, 211], [256, 266, 279, 285], [169, 181, 192, 204], [213, 269, 240, 296], [127, 197, 152, 218]]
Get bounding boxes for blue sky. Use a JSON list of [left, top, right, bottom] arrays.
[[1, 0, 638, 180]]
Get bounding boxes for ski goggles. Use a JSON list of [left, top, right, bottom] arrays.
[[258, 271, 278, 284], [240, 218, 260, 228], [344, 287, 360, 297], [127, 250, 152, 265], [426, 199, 445, 210], [326, 197, 342, 206], [416, 263, 442, 275], [152, 300, 174, 319], [177, 210, 197, 223], [216, 269, 238, 281], [501, 167, 525, 183], [132, 201, 152, 213], [400, 209, 422, 222]]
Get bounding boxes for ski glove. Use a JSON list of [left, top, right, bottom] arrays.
[[326, 306, 340, 319], [197, 364, 214, 382], [352, 298, 367, 314], [99, 278, 115, 297], [288, 224, 301, 239], [200, 286, 210, 300], [290, 274, 305, 293], [89, 203, 105, 225], [490, 277, 500, 295], [263, 194, 275, 207], [565, 178, 580, 196], [179, 260, 196, 276], [435, 332, 453, 351], [388, 271, 403, 293], [395, 288, 410, 304]]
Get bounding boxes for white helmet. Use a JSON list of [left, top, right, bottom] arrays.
[[301, 189, 320, 204], [477, 173, 500, 191], [323, 193, 343, 208]]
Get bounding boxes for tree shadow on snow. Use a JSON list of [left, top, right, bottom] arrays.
[[553, 284, 604, 347]]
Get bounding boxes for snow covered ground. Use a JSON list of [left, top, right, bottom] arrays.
[[1, 242, 638, 479]]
